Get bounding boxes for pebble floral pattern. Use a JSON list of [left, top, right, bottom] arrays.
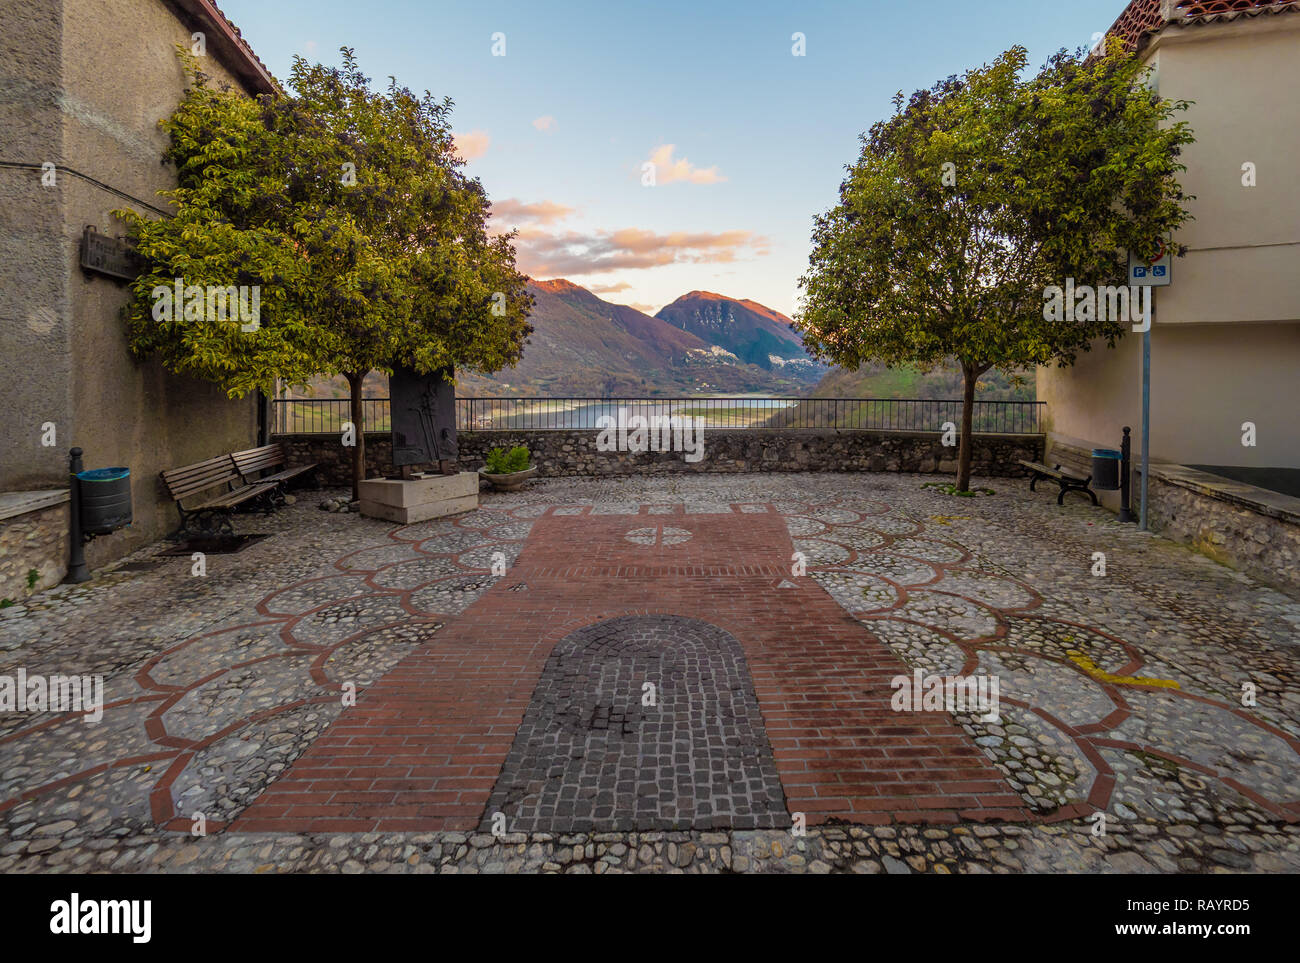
[[1, 472, 1297, 872]]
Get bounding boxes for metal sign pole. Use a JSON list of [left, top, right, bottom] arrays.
[[1140, 316, 1151, 531], [1128, 243, 1168, 533]]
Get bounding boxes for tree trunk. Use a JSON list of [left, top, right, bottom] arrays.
[[956, 363, 977, 493], [345, 371, 368, 502]]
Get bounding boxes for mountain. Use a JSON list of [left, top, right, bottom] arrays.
[[454, 280, 816, 396], [286, 281, 826, 399], [654, 291, 823, 383]]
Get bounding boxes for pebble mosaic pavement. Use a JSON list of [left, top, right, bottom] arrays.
[[1, 472, 1297, 873], [482, 615, 789, 832]]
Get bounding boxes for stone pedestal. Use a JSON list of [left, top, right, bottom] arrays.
[[358, 472, 478, 524]]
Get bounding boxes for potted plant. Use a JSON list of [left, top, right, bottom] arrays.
[[479, 445, 536, 491]]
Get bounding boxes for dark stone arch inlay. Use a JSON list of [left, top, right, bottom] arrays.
[[482, 615, 790, 832]]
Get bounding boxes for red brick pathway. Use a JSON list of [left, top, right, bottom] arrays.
[[234, 505, 1025, 832]]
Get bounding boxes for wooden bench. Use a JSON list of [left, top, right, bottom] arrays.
[[1018, 460, 1099, 506], [160, 456, 278, 537], [230, 443, 318, 494]]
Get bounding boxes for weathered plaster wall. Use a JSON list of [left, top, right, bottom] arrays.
[[0, 0, 72, 491], [1041, 321, 1300, 474], [1038, 15, 1300, 474], [63, 0, 259, 567], [0, 0, 261, 572]]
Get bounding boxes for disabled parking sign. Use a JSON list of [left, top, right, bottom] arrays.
[[1128, 239, 1172, 287]]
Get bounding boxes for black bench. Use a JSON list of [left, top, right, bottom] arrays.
[[231, 443, 318, 496], [1018, 460, 1098, 506], [160, 456, 278, 537]]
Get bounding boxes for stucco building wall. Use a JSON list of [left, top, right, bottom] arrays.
[[0, 0, 268, 570], [1038, 12, 1300, 474]]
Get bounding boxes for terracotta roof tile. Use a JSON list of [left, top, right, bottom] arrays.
[[1109, 0, 1166, 50], [172, 0, 280, 94], [1107, 0, 1299, 51], [205, 0, 277, 89]]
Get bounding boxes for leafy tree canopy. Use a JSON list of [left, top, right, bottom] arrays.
[[119, 48, 532, 496], [797, 42, 1194, 489]]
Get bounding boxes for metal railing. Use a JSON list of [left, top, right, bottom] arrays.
[[272, 398, 391, 434], [273, 397, 1044, 435]]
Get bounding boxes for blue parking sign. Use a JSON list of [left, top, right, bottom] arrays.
[[1128, 244, 1172, 287]]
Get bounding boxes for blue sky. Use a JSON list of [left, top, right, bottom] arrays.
[[219, 0, 1130, 317]]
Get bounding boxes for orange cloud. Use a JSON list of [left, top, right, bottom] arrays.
[[532, 115, 556, 132], [491, 198, 577, 227], [514, 226, 766, 277], [453, 130, 490, 160], [642, 144, 725, 185]]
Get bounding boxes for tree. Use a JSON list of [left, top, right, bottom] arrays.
[[119, 49, 532, 499], [797, 43, 1194, 491]]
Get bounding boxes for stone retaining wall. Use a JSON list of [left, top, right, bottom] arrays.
[[277, 429, 1044, 485], [1141, 464, 1300, 595], [0, 492, 69, 602]]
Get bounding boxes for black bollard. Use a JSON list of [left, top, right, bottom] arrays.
[[66, 447, 90, 583], [1119, 427, 1135, 524]]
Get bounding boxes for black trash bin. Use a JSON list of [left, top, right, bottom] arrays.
[[77, 467, 132, 534], [1091, 449, 1121, 491]]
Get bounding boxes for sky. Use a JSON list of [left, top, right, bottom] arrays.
[[218, 0, 1130, 318]]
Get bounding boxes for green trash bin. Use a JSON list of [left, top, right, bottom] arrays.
[[77, 467, 132, 534]]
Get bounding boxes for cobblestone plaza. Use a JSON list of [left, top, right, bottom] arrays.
[[1, 473, 1297, 873]]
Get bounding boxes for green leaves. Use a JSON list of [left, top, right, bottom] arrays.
[[117, 48, 533, 399], [802, 43, 1194, 370], [797, 43, 1194, 490], [484, 446, 530, 474]]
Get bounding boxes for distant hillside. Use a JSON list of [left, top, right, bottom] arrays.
[[290, 281, 821, 400], [811, 363, 1036, 402], [655, 291, 823, 384], [456, 280, 820, 396], [758, 361, 1037, 430]]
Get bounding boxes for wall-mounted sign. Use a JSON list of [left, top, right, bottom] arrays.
[[1128, 238, 1172, 287], [79, 225, 141, 281]]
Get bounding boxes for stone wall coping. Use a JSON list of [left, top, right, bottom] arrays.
[[0, 489, 70, 522], [1050, 438, 1113, 459], [1140, 463, 1300, 526], [274, 427, 1043, 481], [277, 429, 1046, 441]]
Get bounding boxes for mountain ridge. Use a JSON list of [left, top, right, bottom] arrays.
[[454, 280, 818, 396], [653, 290, 819, 377], [287, 280, 835, 399]]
